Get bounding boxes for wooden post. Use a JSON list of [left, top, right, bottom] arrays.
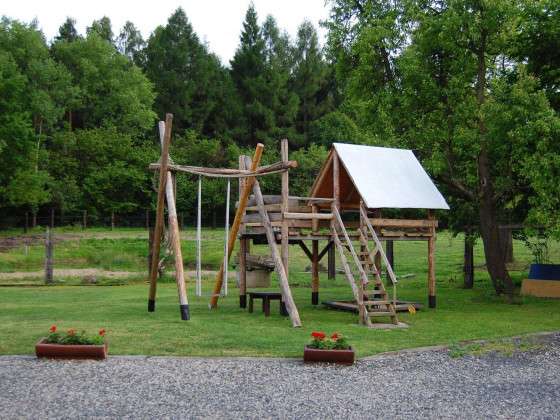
[[428, 210, 436, 308], [209, 144, 264, 309], [148, 113, 173, 312], [328, 241, 335, 279], [249, 164, 301, 327], [238, 155, 247, 308], [332, 151, 340, 209], [464, 230, 474, 289], [239, 238, 247, 308], [311, 240, 319, 305], [44, 227, 53, 284], [50, 208, 55, 228], [281, 139, 289, 284], [329, 151, 340, 281], [158, 121, 189, 320], [311, 203, 319, 304], [83, 210, 87, 230], [148, 227, 154, 273], [386, 240, 394, 282]]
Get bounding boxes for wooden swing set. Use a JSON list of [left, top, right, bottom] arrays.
[[147, 114, 448, 328]]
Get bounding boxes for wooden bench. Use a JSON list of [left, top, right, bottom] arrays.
[[248, 292, 288, 317]]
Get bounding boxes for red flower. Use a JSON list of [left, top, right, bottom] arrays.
[[49, 325, 57, 333], [67, 328, 76, 336], [311, 331, 326, 340], [99, 328, 106, 337], [331, 333, 340, 340]]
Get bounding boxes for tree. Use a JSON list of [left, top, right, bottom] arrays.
[[292, 21, 332, 145], [117, 21, 146, 66], [513, 0, 560, 111], [230, 4, 272, 145], [55, 17, 80, 43], [86, 16, 114, 44], [144, 8, 238, 137], [325, 0, 560, 296], [52, 32, 155, 135]]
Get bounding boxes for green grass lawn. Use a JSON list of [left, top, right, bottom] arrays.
[[0, 227, 559, 357]]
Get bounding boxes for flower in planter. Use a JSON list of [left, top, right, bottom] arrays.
[[45, 326, 106, 345], [308, 331, 350, 350]]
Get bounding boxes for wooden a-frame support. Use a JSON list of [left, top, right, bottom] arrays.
[[147, 114, 189, 320]]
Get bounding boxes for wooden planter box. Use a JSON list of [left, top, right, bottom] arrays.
[[35, 339, 108, 360], [522, 264, 560, 298], [303, 345, 355, 365]]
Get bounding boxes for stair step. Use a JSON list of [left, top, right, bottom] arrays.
[[367, 311, 395, 317]]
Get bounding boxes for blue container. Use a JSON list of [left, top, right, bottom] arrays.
[[528, 264, 560, 281]]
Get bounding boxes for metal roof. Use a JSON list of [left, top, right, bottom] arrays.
[[314, 143, 450, 210]]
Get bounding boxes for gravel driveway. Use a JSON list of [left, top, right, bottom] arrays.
[[1, 334, 559, 419]]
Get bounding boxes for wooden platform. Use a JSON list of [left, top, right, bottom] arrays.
[[323, 300, 423, 313]]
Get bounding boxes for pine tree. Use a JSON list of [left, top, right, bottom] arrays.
[[55, 18, 80, 43], [144, 8, 238, 137], [230, 4, 271, 145], [292, 21, 332, 145]]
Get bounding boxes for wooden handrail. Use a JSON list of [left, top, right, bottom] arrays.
[[360, 205, 398, 285]]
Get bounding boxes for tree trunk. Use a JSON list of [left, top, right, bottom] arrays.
[[475, 18, 513, 296]]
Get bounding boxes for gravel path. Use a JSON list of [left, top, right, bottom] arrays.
[[1, 335, 559, 419]]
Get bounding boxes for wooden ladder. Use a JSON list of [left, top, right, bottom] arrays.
[[331, 206, 398, 326]]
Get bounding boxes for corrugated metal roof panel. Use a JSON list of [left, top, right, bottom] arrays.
[[333, 143, 450, 210]]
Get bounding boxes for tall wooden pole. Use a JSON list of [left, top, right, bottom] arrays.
[[280, 139, 290, 296], [428, 210, 437, 308], [159, 121, 189, 320], [209, 144, 264, 308], [148, 113, 173, 312], [311, 203, 319, 304], [238, 155, 248, 308]]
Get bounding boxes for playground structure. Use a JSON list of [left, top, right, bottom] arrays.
[[147, 114, 449, 327]]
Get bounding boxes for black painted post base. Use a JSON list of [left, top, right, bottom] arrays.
[[280, 302, 288, 317], [240, 294, 247, 308], [180, 304, 190, 320], [148, 299, 155, 312], [311, 291, 319, 305], [428, 295, 436, 308]]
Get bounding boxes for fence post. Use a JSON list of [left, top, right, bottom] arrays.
[[464, 231, 474, 289], [45, 227, 54, 284], [50, 208, 55, 228]]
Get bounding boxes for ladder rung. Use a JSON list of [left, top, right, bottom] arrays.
[[364, 300, 392, 305]]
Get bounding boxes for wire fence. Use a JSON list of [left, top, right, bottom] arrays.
[[1, 222, 559, 290]]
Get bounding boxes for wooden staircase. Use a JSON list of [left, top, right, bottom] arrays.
[[331, 204, 399, 326]]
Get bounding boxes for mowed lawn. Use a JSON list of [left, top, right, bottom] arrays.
[[0, 228, 559, 357]]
